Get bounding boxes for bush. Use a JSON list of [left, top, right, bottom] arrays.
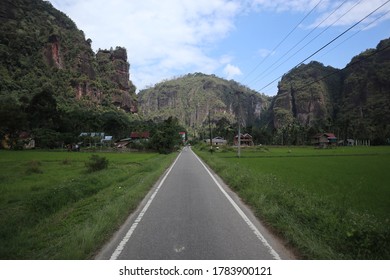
[[85, 155, 109, 173], [26, 160, 43, 174]]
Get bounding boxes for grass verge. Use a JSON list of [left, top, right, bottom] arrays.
[[0, 150, 177, 259], [194, 145, 390, 259]]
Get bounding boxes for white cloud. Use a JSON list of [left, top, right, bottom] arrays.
[[249, 0, 325, 13], [48, 0, 390, 92], [223, 63, 243, 79], [257, 48, 275, 58], [249, 0, 390, 28], [49, 0, 243, 91], [308, 0, 390, 28]]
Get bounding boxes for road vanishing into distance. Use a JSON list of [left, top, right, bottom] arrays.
[[96, 147, 293, 260]]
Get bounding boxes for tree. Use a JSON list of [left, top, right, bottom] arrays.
[[150, 117, 183, 154], [101, 110, 130, 139], [0, 95, 28, 148], [28, 89, 59, 130]]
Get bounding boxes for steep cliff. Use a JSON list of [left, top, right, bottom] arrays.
[[138, 73, 270, 133], [96, 48, 137, 113], [337, 38, 390, 143], [0, 0, 137, 113], [270, 38, 390, 144], [272, 61, 342, 129]]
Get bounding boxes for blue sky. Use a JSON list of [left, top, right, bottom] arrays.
[[49, 0, 390, 96]]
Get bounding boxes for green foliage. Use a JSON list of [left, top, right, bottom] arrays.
[[150, 117, 183, 154], [0, 0, 138, 149], [85, 155, 109, 173], [138, 73, 271, 139], [272, 39, 390, 144]]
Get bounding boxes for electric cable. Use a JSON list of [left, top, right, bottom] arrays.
[[318, 8, 390, 59], [240, 0, 323, 84], [295, 42, 390, 92], [258, 0, 390, 92], [247, 0, 353, 86]]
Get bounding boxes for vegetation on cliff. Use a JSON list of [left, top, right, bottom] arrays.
[[138, 73, 271, 142], [0, 0, 137, 148], [1, 0, 389, 148], [271, 38, 390, 145]]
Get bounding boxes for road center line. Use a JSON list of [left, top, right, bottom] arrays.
[[109, 151, 182, 260], [191, 149, 281, 260]]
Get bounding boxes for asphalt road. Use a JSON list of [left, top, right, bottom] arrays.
[[96, 147, 293, 260]]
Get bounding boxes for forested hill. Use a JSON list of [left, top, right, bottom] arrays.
[[1, 0, 389, 146], [0, 0, 137, 146], [138, 37, 390, 144], [138, 73, 271, 137], [272, 38, 390, 145]]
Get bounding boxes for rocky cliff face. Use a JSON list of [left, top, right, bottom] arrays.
[[337, 38, 390, 142], [0, 0, 137, 113], [96, 48, 137, 113], [272, 61, 342, 129], [270, 38, 390, 143], [138, 73, 270, 131]]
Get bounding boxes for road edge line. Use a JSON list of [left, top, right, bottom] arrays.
[[109, 151, 182, 260], [191, 149, 282, 260]]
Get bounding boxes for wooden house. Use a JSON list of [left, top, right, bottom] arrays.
[[130, 131, 150, 140], [234, 133, 254, 146], [312, 133, 337, 148]]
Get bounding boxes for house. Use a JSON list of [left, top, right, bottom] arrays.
[[179, 132, 186, 143], [130, 131, 150, 140], [1, 131, 35, 150], [312, 133, 337, 148], [115, 138, 131, 148], [204, 137, 227, 146], [234, 133, 254, 146], [212, 137, 227, 146]]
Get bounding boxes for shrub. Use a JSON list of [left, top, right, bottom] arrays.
[[26, 160, 43, 174], [85, 155, 109, 173]]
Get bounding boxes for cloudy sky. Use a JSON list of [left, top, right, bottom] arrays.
[[49, 0, 390, 95]]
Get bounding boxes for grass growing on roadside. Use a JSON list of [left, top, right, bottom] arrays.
[[0, 150, 177, 259], [195, 145, 390, 259]]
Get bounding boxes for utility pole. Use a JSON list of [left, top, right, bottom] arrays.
[[208, 111, 212, 149], [236, 91, 241, 158], [238, 115, 241, 158]]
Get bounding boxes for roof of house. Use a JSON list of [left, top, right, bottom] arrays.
[[313, 133, 337, 139], [234, 133, 253, 139], [212, 137, 227, 143], [130, 132, 150, 139]]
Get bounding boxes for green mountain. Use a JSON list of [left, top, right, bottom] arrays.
[[138, 73, 271, 138], [1, 0, 389, 146], [0, 0, 138, 146], [271, 38, 390, 144]]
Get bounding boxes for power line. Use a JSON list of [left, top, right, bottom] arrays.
[[240, 0, 323, 84], [248, 0, 353, 86], [295, 42, 390, 92], [258, 0, 390, 92], [318, 8, 390, 59]]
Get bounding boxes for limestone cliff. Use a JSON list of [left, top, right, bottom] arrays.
[[0, 0, 137, 113], [272, 61, 342, 129], [138, 73, 270, 132], [270, 38, 390, 144]]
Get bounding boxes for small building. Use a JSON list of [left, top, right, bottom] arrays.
[[115, 138, 131, 148], [205, 136, 227, 146], [234, 133, 254, 146], [212, 137, 227, 146], [130, 131, 150, 140], [312, 133, 337, 148]]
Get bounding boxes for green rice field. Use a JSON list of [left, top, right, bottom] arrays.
[[0, 150, 176, 259], [195, 145, 390, 259]]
